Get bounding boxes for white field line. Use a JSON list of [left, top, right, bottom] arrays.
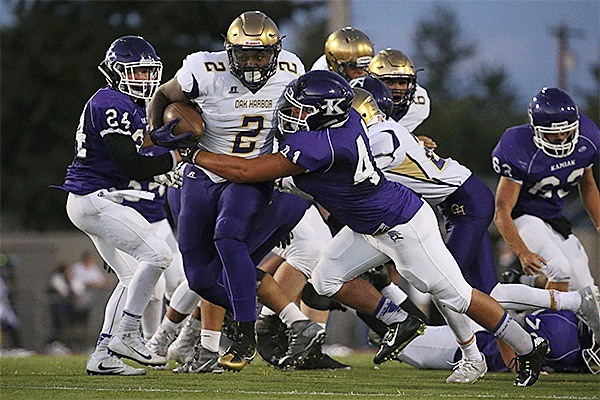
[[0, 385, 598, 399]]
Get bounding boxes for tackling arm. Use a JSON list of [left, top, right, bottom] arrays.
[[192, 151, 305, 183], [578, 166, 600, 233], [494, 176, 546, 275], [147, 76, 192, 132]]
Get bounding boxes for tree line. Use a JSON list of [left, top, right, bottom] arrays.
[[1, 1, 597, 231]]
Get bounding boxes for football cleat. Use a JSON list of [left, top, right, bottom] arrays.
[[575, 285, 600, 341], [297, 351, 352, 371], [147, 326, 175, 358], [217, 331, 257, 372], [86, 351, 146, 376], [256, 314, 289, 366], [167, 316, 201, 364], [108, 330, 167, 366], [512, 336, 550, 387], [374, 315, 426, 364], [446, 354, 487, 384], [278, 320, 326, 370], [172, 347, 223, 374]]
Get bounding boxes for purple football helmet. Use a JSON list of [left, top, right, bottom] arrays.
[[98, 35, 163, 100], [528, 87, 579, 158], [349, 76, 394, 119], [278, 70, 354, 134]]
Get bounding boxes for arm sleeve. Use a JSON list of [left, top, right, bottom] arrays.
[[104, 133, 176, 180]]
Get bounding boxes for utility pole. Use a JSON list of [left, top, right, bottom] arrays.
[[328, 0, 350, 34], [550, 22, 584, 90]]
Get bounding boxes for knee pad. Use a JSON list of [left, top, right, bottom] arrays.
[[361, 265, 392, 291], [301, 282, 335, 311]]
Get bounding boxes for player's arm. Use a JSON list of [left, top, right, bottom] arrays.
[[147, 76, 191, 132], [578, 166, 600, 233], [191, 151, 305, 183], [494, 176, 546, 275]]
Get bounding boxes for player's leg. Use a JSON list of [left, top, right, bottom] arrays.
[[378, 203, 548, 386], [514, 215, 572, 291], [311, 227, 426, 365]]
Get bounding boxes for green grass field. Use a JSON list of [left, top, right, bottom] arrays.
[[1, 353, 598, 400]]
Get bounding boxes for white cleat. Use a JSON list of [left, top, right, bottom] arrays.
[[576, 285, 600, 341], [446, 354, 487, 384], [86, 351, 146, 376], [148, 327, 175, 358], [108, 331, 167, 366], [167, 316, 201, 364]]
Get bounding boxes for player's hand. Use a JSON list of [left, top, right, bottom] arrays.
[[518, 250, 547, 276], [154, 170, 182, 189], [418, 135, 437, 150], [150, 118, 196, 149], [179, 148, 200, 164]]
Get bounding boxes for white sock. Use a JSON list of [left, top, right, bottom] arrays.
[[161, 315, 181, 334], [201, 329, 221, 353], [119, 312, 141, 333], [381, 283, 408, 304], [492, 312, 533, 355], [279, 302, 308, 327], [555, 290, 582, 311], [260, 306, 276, 317], [459, 335, 483, 362]]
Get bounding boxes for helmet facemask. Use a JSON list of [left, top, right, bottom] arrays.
[[529, 115, 579, 158], [226, 44, 281, 92], [278, 86, 319, 135], [111, 60, 162, 100]]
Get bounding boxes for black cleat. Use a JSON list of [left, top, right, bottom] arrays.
[[256, 314, 288, 366], [217, 331, 256, 372], [501, 268, 524, 284], [374, 315, 425, 364], [513, 336, 550, 387], [278, 320, 326, 370], [298, 352, 352, 370]]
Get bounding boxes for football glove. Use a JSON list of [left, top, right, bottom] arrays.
[[150, 118, 197, 149]]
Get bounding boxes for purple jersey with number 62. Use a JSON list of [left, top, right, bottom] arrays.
[[61, 86, 147, 195], [491, 114, 599, 220], [278, 110, 423, 235]]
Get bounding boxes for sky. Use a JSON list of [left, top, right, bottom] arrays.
[[1, 0, 597, 109], [345, 0, 599, 108]]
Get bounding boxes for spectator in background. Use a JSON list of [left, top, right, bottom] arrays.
[[0, 253, 23, 351], [46, 262, 77, 354], [70, 251, 111, 322]]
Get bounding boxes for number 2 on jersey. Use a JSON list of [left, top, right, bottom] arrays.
[[232, 115, 264, 154]]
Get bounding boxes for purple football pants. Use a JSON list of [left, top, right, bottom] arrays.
[[175, 166, 310, 321], [438, 174, 498, 294]]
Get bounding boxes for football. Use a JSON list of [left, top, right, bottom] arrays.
[[163, 102, 205, 140]]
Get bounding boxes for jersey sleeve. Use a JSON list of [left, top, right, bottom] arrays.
[[579, 113, 600, 163], [278, 131, 333, 172], [176, 52, 210, 100], [401, 85, 431, 132], [309, 54, 328, 71], [491, 128, 527, 183]]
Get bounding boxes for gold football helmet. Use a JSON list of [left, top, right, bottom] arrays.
[[325, 27, 374, 81], [225, 11, 282, 92], [351, 87, 384, 127], [368, 49, 418, 118]]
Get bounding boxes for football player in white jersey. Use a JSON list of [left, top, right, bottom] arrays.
[[147, 11, 325, 372], [352, 86, 600, 382], [367, 48, 431, 134]]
